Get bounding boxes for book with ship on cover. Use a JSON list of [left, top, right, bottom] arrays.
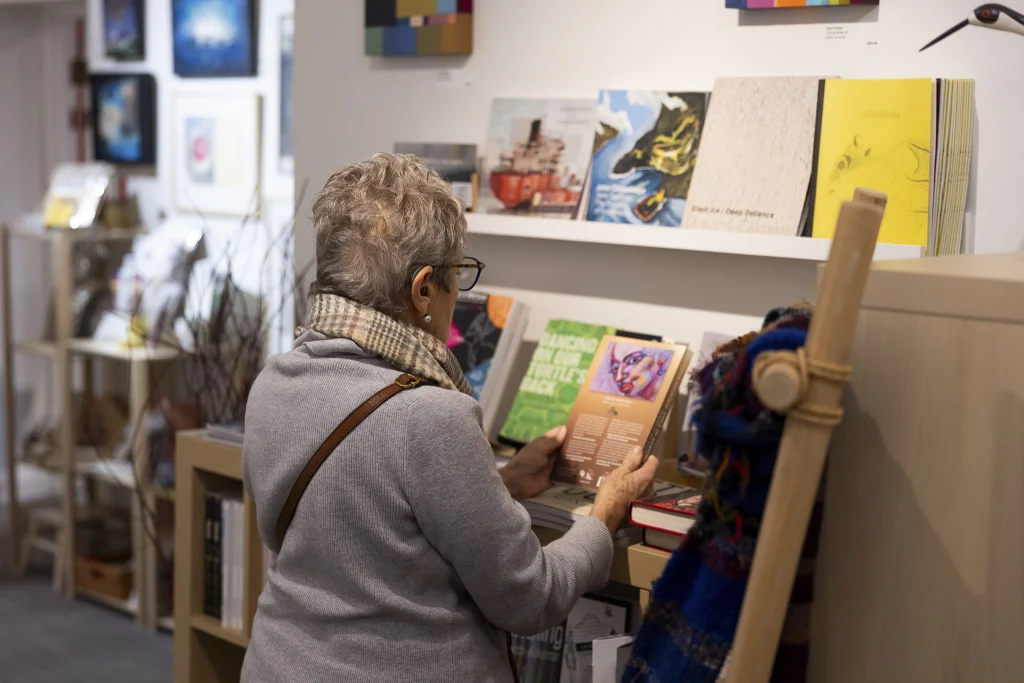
[[499, 320, 664, 446], [587, 90, 709, 227], [480, 99, 595, 218], [448, 291, 528, 439], [393, 143, 478, 211], [810, 77, 974, 253], [683, 76, 823, 237], [554, 336, 689, 488]]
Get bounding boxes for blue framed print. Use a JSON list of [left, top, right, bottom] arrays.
[[172, 0, 257, 77]]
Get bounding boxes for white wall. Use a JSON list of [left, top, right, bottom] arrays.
[[84, 0, 296, 352], [295, 0, 1024, 353]]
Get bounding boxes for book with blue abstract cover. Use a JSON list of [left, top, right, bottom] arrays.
[[587, 90, 709, 227]]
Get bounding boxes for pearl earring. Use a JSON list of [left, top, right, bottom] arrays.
[[424, 314, 432, 323]]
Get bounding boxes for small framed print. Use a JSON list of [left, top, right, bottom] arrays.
[[172, 92, 261, 216], [103, 0, 145, 61]]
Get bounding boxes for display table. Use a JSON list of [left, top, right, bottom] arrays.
[[809, 253, 1024, 682], [172, 430, 670, 683]]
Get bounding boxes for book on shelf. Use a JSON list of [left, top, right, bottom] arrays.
[[554, 336, 690, 488], [509, 621, 567, 683], [629, 485, 701, 537], [394, 143, 478, 211], [523, 479, 683, 546], [678, 330, 736, 478], [683, 76, 824, 237], [642, 527, 687, 553], [206, 420, 244, 446], [449, 291, 529, 438], [810, 78, 974, 253], [587, 90, 709, 227], [592, 634, 635, 683], [203, 489, 245, 630], [480, 99, 595, 218], [560, 594, 632, 683], [499, 320, 664, 447]]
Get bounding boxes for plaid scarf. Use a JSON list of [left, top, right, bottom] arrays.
[[298, 293, 473, 396]]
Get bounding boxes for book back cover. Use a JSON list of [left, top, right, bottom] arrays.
[[555, 336, 686, 487]]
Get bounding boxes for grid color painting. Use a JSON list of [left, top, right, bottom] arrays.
[[365, 0, 473, 56]]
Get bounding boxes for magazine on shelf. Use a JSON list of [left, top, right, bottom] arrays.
[[449, 291, 528, 438], [560, 594, 631, 683], [810, 78, 974, 254], [683, 76, 823, 237], [394, 142, 478, 210], [509, 621, 567, 683], [206, 421, 244, 446], [678, 330, 736, 477], [587, 90, 709, 227], [480, 98, 595, 218]]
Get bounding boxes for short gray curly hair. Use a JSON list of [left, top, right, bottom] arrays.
[[309, 153, 467, 316]]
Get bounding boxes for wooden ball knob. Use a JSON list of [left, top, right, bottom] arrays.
[[755, 362, 803, 412]]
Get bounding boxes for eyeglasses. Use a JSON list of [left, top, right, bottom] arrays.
[[436, 256, 485, 291]]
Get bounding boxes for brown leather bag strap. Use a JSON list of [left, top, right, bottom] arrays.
[[275, 373, 429, 545]]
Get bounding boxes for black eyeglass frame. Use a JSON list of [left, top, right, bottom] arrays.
[[435, 256, 485, 292]]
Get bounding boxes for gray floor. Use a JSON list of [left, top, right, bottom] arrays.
[[0, 576, 172, 683]]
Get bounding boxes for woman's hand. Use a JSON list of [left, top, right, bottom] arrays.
[[590, 446, 660, 536], [500, 426, 567, 501]]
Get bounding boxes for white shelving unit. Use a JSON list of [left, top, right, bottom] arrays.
[[466, 213, 925, 262], [1, 222, 178, 632]]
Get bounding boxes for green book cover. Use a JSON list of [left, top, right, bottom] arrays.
[[500, 320, 616, 444]]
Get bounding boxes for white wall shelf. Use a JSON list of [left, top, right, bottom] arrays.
[[466, 214, 924, 262]]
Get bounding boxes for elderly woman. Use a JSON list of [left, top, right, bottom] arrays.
[[242, 153, 658, 683]]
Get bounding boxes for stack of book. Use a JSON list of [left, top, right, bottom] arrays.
[[628, 486, 701, 552], [522, 484, 640, 546], [203, 490, 245, 631]]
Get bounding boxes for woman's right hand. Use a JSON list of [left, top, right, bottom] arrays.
[[590, 446, 660, 536]]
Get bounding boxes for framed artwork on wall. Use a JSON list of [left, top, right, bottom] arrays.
[[103, 0, 145, 61], [279, 15, 294, 174], [365, 0, 473, 56], [172, 92, 261, 216], [726, 0, 878, 7], [171, 0, 257, 77], [90, 73, 157, 166]]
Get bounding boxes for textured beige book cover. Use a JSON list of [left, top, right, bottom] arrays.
[[682, 76, 822, 236], [554, 336, 687, 488]]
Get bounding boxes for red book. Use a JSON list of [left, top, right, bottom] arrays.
[[629, 487, 701, 535]]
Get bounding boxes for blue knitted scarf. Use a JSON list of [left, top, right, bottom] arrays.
[[622, 306, 824, 683]]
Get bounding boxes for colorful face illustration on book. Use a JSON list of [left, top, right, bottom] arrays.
[[589, 343, 673, 401]]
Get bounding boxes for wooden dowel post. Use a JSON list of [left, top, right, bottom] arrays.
[[726, 189, 886, 683]]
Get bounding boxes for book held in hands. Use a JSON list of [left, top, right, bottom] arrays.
[[554, 336, 689, 488]]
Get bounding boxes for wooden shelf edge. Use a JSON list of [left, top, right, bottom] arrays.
[[191, 614, 250, 648]]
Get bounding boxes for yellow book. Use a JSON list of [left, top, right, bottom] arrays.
[[812, 78, 934, 246]]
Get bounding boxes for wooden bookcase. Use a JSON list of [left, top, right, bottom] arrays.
[[172, 429, 671, 683], [1, 223, 178, 629]]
